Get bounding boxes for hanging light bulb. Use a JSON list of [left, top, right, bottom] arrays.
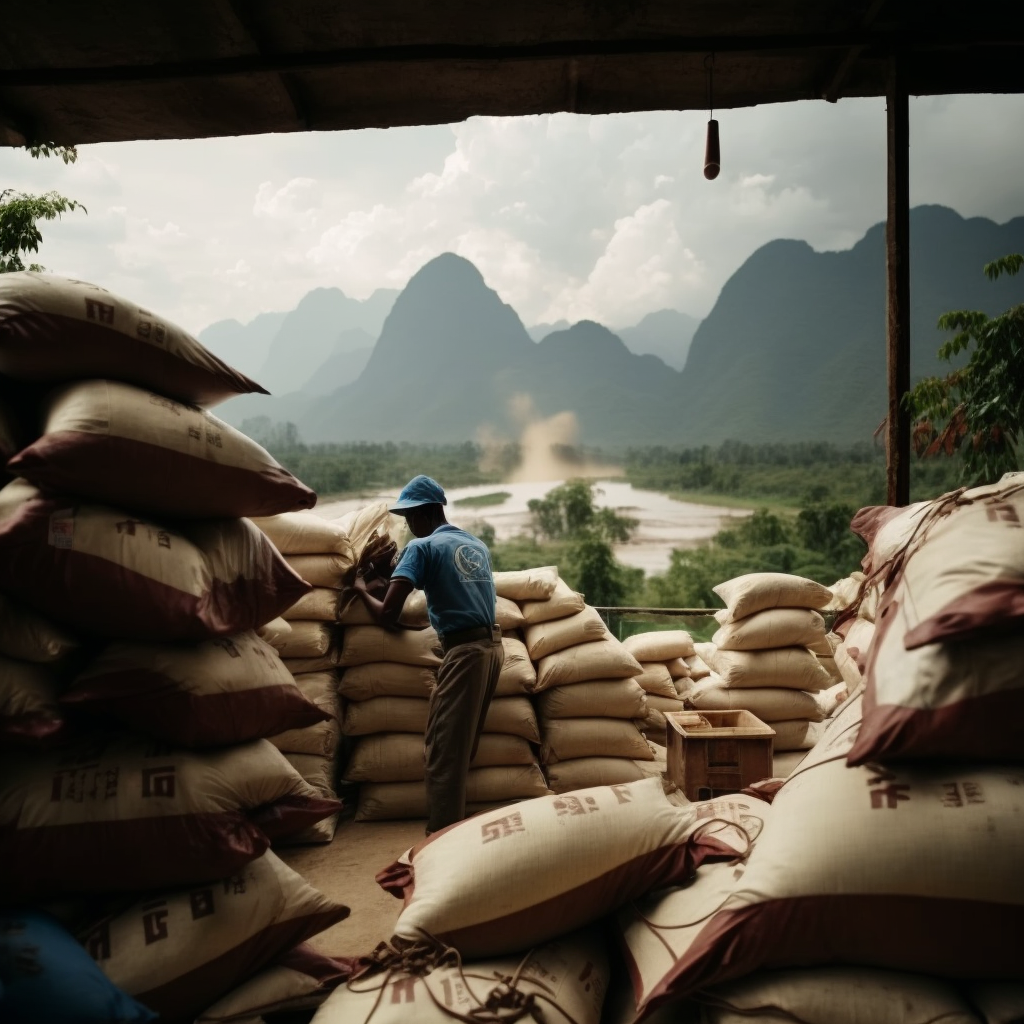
[[703, 54, 720, 180]]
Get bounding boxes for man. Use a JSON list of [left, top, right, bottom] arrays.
[[352, 474, 503, 834]]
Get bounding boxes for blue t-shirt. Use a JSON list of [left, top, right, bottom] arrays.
[[391, 524, 497, 638]]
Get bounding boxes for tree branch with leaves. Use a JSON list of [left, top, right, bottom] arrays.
[[907, 254, 1023, 485]]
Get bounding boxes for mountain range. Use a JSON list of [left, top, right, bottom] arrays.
[[210, 205, 1024, 449]]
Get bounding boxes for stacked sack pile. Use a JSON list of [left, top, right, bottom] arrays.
[[685, 572, 847, 775], [514, 569, 656, 793], [339, 567, 550, 820], [250, 506, 399, 843], [610, 472, 1024, 1022], [0, 273, 355, 1023], [620, 629, 695, 743]]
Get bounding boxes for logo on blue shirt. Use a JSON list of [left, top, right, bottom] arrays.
[[454, 544, 490, 582]]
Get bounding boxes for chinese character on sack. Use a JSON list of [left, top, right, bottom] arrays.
[[156, 531, 171, 549], [390, 977, 417, 1004], [141, 900, 169, 944], [609, 784, 633, 805], [222, 874, 247, 895], [480, 811, 525, 844], [188, 426, 202, 441], [941, 781, 986, 807], [115, 519, 144, 536], [205, 429, 223, 448], [553, 795, 599, 817], [141, 765, 176, 798], [213, 638, 241, 659], [985, 501, 1021, 527], [82, 921, 111, 961], [867, 768, 910, 809], [189, 888, 215, 920], [84, 298, 115, 323]]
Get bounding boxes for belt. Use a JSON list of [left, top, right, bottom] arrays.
[[440, 624, 501, 653]]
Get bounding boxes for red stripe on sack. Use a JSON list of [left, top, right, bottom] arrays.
[[903, 581, 1024, 649], [250, 795, 345, 843], [62, 672, 330, 748], [277, 943, 362, 986], [132, 909, 350, 1022], [0, 813, 269, 900], [0, 712, 65, 744], [0, 311, 267, 406], [638, 894, 1024, 1019], [10, 432, 315, 519], [421, 842, 703, 959]]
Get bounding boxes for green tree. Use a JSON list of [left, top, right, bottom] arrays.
[[908, 254, 1023, 484], [1, 143, 85, 273]]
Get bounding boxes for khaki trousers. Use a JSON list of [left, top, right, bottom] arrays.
[[424, 637, 503, 834]]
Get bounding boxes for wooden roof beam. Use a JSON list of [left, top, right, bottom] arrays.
[[821, 0, 890, 102]]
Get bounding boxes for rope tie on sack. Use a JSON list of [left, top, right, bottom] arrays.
[[350, 932, 582, 1024]]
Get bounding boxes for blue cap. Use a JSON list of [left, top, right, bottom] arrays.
[[389, 475, 447, 514]]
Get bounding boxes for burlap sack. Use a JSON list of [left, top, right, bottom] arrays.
[[497, 636, 536, 695], [343, 696, 540, 743], [493, 565, 559, 601], [399, 591, 524, 631], [257, 616, 293, 651], [0, 654, 64, 746], [82, 852, 349, 1022], [65, 633, 330, 748], [848, 584, 1024, 764], [834, 617, 875, 690], [251, 511, 354, 557], [541, 718, 653, 763], [0, 593, 79, 663], [695, 643, 831, 692], [696, 968, 984, 1024], [0, 480, 310, 641], [284, 752, 336, 797], [310, 930, 607, 1024], [687, 680, 824, 723], [287, 553, 350, 589], [282, 588, 342, 622], [284, 652, 340, 674], [712, 608, 827, 651], [339, 626, 441, 668], [354, 765, 551, 821], [685, 654, 711, 680], [519, 578, 586, 624], [622, 630, 695, 662], [633, 662, 679, 698], [9, 380, 314, 519], [197, 945, 355, 1023], [665, 657, 690, 680], [770, 718, 825, 752], [713, 573, 832, 623], [544, 757, 647, 794], [524, 605, 607, 660], [618, 695, 1024, 1016], [967, 981, 1024, 1024], [376, 777, 745, 959], [0, 736, 341, 899], [535, 638, 643, 692], [339, 662, 436, 701], [276, 621, 336, 659], [536, 679, 647, 720], [644, 694, 688, 716], [0, 272, 266, 406], [268, 673, 341, 757], [344, 732, 535, 784]]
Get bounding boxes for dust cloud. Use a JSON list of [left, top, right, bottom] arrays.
[[478, 394, 623, 483]]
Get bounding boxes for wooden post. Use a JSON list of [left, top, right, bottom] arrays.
[[886, 52, 911, 507]]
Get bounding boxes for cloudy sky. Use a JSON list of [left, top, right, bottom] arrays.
[[2, 94, 1023, 334]]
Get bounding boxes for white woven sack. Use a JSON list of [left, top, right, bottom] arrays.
[[338, 662, 435, 700], [282, 588, 341, 622], [713, 573, 832, 623], [377, 777, 732, 958], [524, 605, 607, 660], [622, 630, 695, 661], [535, 638, 643, 692], [339, 626, 441, 668], [519, 578, 586, 625], [633, 662, 679, 698], [540, 718, 653, 763], [0, 593, 78, 663], [617, 694, 1024, 1016], [544, 757, 647, 794], [687, 680, 824, 723], [344, 732, 534, 784], [354, 765, 551, 821], [0, 655, 62, 743], [697, 967, 984, 1024], [84, 852, 348, 1022], [695, 643, 831, 692], [311, 931, 607, 1024], [770, 718, 825, 752], [536, 679, 647, 720], [712, 608, 826, 651], [493, 565, 559, 601]]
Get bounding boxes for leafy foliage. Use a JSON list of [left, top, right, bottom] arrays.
[[907, 254, 1023, 484], [1, 143, 84, 273]]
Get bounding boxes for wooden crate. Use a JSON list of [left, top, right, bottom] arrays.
[[666, 710, 775, 801]]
